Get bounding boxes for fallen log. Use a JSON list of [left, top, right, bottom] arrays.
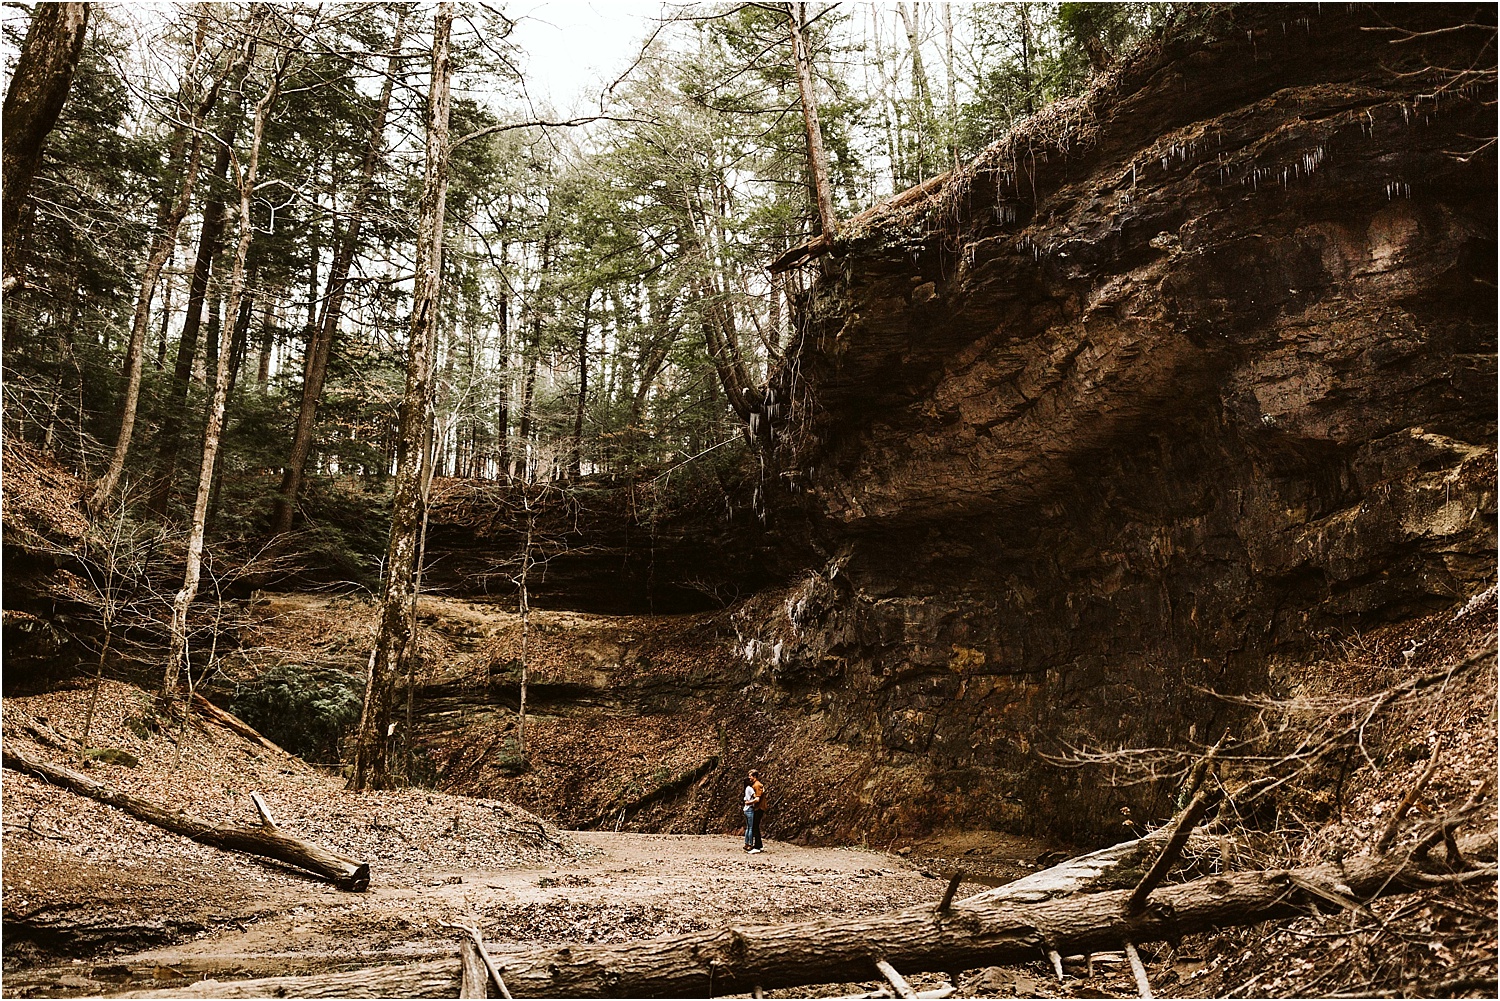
[[189, 693, 287, 755], [459, 939, 487, 999], [767, 171, 954, 273], [1126, 789, 1216, 915], [2, 746, 370, 891], [767, 233, 833, 273], [15, 713, 78, 751], [122, 834, 1495, 998]]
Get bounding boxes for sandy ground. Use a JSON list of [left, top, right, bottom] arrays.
[[4, 828, 1069, 998]]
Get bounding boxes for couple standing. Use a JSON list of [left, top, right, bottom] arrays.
[[742, 768, 767, 853]]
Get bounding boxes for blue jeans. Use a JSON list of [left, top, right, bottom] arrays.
[[743, 807, 756, 848]]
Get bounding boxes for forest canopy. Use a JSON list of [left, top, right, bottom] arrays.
[[2, 1, 1166, 527]]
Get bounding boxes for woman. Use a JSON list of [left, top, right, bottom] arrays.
[[742, 774, 760, 852]]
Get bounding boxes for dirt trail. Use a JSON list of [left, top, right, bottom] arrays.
[[5, 830, 1037, 997]]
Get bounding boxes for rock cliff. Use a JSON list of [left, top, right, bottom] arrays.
[[428, 3, 1495, 843], [742, 2, 1495, 838]]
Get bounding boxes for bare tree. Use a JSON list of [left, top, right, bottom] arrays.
[[88, 6, 248, 512], [146, 119, 237, 518], [350, 3, 455, 791], [272, 10, 409, 535], [164, 7, 293, 695]]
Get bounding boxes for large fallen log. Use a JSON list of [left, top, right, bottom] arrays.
[[2, 746, 370, 891], [122, 833, 1494, 998]]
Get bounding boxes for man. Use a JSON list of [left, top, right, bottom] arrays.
[[748, 768, 767, 853]]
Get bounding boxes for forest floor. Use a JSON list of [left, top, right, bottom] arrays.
[[5, 587, 1496, 998], [4, 600, 1495, 999], [3, 675, 1119, 999]]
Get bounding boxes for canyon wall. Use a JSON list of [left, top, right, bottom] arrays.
[[745, 1, 1496, 838], [429, 4, 1495, 842]]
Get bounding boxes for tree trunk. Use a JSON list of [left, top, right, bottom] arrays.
[[519, 345, 538, 481], [205, 286, 255, 530], [570, 289, 593, 480], [459, 939, 488, 999], [695, 275, 762, 425], [941, 3, 957, 165], [188, 691, 285, 754], [516, 495, 534, 757], [1, 2, 90, 292], [148, 137, 234, 518], [255, 298, 274, 385], [786, 3, 838, 242], [88, 12, 246, 511], [1020, 5, 1035, 116], [517, 233, 548, 481], [154, 250, 175, 369], [629, 291, 674, 426], [964, 826, 1210, 906], [3, 746, 369, 891], [117, 834, 1495, 999], [272, 11, 407, 535], [896, 2, 933, 165], [349, 4, 453, 792], [164, 15, 283, 696], [495, 238, 510, 477]]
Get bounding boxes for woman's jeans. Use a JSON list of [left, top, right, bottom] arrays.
[[744, 807, 756, 848]]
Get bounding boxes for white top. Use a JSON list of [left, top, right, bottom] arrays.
[[744, 783, 758, 807]]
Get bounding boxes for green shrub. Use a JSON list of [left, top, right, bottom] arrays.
[[229, 664, 362, 764]]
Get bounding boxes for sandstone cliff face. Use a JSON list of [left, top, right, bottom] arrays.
[[738, 3, 1495, 838], [429, 5, 1495, 844]]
